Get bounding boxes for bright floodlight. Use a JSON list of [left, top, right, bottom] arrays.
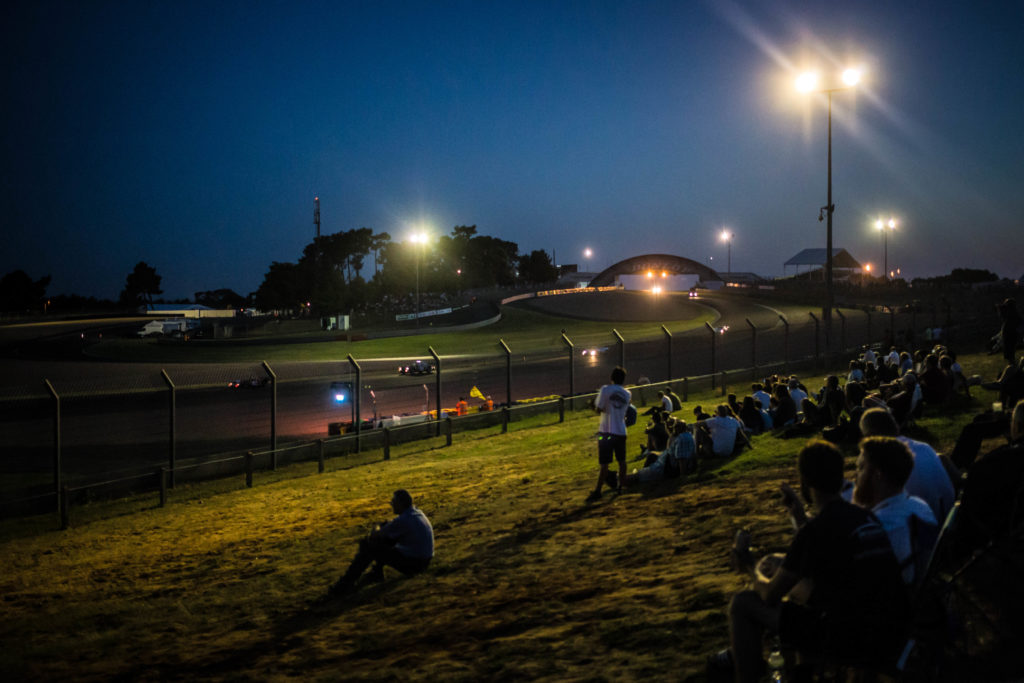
[[887, 218, 896, 229], [865, 264, 872, 272], [795, 71, 819, 93], [720, 229, 731, 242], [875, 218, 884, 231], [842, 68, 862, 86], [652, 285, 662, 295]]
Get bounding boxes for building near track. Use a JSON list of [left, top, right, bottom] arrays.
[[587, 254, 722, 291]]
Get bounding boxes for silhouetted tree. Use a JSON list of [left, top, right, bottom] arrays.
[[120, 262, 163, 306], [0, 270, 51, 313], [517, 249, 559, 284]]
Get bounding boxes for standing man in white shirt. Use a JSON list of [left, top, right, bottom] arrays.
[[588, 366, 631, 503]]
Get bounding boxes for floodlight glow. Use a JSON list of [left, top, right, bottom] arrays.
[[720, 229, 731, 242], [652, 285, 662, 295], [583, 247, 593, 259], [795, 71, 819, 93], [646, 271, 653, 278], [887, 218, 896, 229], [842, 68, 862, 86], [865, 264, 872, 272]]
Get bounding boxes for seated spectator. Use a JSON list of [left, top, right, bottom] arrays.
[[918, 353, 950, 405], [644, 409, 670, 454], [981, 357, 1024, 410], [756, 399, 773, 432], [328, 489, 434, 597], [853, 437, 938, 585], [788, 377, 808, 411], [862, 345, 878, 368], [751, 383, 772, 413], [739, 396, 764, 434], [697, 404, 750, 458], [693, 404, 711, 421], [629, 420, 696, 484], [770, 385, 797, 428], [847, 359, 864, 384], [727, 393, 742, 418], [939, 353, 969, 398], [717, 441, 909, 682], [859, 408, 956, 523], [815, 375, 846, 427], [664, 385, 682, 412], [657, 390, 673, 414]]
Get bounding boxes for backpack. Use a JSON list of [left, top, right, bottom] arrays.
[[625, 403, 638, 427]]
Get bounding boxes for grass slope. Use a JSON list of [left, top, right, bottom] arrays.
[[0, 353, 1008, 681]]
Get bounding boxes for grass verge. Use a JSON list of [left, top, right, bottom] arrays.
[[0, 352, 1009, 681]]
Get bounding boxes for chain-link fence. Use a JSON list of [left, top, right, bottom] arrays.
[[0, 298, 999, 522]]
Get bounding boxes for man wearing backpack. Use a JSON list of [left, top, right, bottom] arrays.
[[588, 366, 631, 503]]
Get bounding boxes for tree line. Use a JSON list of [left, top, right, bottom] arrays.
[[253, 225, 558, 314], [0, 226, 559, 316]]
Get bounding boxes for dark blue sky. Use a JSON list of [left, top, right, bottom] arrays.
[[3, 0, 1022, 300]]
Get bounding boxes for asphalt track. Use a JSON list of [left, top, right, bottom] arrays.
[[1, 291, 872, 487]]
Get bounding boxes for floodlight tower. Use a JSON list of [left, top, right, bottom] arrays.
[[314, 196, 321, 238]]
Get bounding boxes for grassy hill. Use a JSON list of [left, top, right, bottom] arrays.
[[0, 352, 1010, 681]]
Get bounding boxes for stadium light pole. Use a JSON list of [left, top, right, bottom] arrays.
[[719, 229, 733, 275], [875, 217, 896, 281], [796, 66, 862, 353]]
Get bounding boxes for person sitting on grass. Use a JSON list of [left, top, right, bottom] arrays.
[[696, 404, 751, 459], [628, 420, 696, 484], [712, 441, 909, 683], [328, 489, 434, 598], [642, 409, 670, 458]]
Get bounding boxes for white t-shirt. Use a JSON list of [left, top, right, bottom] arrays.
[[661, 395, 673, 413], [752, 390, 772, 410], [596, 383, 631, 436], [898, 436, 955, 523], [705, 415, 741, 456], [872, 492, 936, 584]]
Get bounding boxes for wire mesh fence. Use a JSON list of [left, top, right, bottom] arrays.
[[0, 299, 999, 523]]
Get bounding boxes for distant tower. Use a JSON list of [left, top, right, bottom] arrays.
[[314, 196, 321, 238]]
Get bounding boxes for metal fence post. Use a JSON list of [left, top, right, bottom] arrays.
[[779, 315, 790, 371], [612, 328, 625, 370], [808, 312, 820, 370], [445, 417, 453, 446], [835, 309, 846, 356], [683, 377, 689, 402], [662, 325, 672, 380], [558, 395, 565, 423], [262, 361, 277, 464], [745, 318, 757, 379], [60, 485, 69, 530], [44, 379, 61, 514], [499, 339, 512, 408], [383, 428, 391, 460], [429, 346, 442, 436], [704, 323, 716, 389], [161, 370, 176, 488], [720, 371, 727, 396], [502, 406, 510, 433], [347, 354, 362, 452], [561, 332, 574, 401], [317, 439, 325, 473], [245, 451, 254, 488], [865, 308, 872, 347]]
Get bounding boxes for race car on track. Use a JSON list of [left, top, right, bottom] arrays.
[[398, 359, 435, 376]]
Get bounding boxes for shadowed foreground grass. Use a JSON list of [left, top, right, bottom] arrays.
[[0, 353, 1008, 681]]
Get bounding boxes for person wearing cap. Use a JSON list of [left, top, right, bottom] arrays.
[[328, 489, 434, 597]]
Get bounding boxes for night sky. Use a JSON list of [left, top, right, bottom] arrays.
[[3, 0, 1022, 300]]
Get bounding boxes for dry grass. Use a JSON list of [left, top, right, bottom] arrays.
[[0, 352, 1010, 681]]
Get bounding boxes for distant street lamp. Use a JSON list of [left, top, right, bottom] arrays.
[[719, 229, 733, 276], [875, 217, 897, 281], [796, 66, 862, 352]]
